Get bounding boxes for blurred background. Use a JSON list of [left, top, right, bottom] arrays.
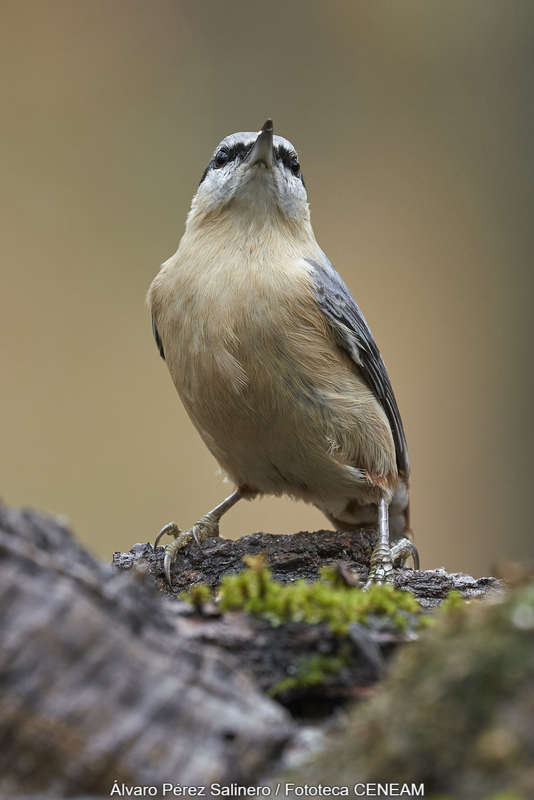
[[1, 1, 533, 577]]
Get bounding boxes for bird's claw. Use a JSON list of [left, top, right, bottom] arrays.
[[154, 521, 182, 549], [364, 537, 419, 590], [157, 513, 221, 589], [391, 537, 420, 570]]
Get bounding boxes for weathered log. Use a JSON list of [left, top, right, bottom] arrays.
[[0, 501, 503, 798], [112, 533, 501, 717], [0, 506, 292, 798], [113, 529, 377, 595], [113, 531, 500, 607]]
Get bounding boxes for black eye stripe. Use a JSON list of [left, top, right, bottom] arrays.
[[217, 142, 300, 170], [275, 145, 298, 171], [275, 146, 304, 185], [218, 142, 250, 164], [199, 143, 250, 185], [199, 141, 304, 185]]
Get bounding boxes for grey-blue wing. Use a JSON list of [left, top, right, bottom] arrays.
[[152, 316, 165, 361], [306, 255, 409, 478]]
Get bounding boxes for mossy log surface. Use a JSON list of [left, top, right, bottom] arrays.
[[112, 531, 500, 715], [113, 529, 499, 607], [0, 502, 504, 798]]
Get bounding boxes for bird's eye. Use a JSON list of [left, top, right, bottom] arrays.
[[215, 149, 229, 168], [290, 157, 300, 175]]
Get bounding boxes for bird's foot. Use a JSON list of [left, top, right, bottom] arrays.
[[364, 537, 420, 590], [154, 513, 221, 589], [365, 541, 394, 589]]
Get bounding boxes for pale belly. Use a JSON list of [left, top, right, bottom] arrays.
[[165, 308, 396, 508], [150, 235, 397, 509]]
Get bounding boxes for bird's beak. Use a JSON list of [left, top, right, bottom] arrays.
[[246, 119, 274, 169]]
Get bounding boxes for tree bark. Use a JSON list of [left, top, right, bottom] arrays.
[[114, 530, 499, 607], [0, 506, 291, 799]]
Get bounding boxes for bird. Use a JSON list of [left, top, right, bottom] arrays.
[[148, 119, 418, 589]]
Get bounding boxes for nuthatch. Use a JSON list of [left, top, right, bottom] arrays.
[[148, 119, 418, 588]]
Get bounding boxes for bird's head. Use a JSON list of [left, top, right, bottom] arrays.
[[189, 120, 309, 227]]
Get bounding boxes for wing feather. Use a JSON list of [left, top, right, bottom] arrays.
[[152, 315, 165, 361], [307, 255, 409, 477]]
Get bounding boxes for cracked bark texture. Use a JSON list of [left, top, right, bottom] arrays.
[[0, 506, 291, 799], [113, 530, 500, 607]]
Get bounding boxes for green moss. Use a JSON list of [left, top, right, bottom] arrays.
[[439, 588, 467, 612], [268, 651, 352, 697], [179, 582, 211, 610], [182, 554, 423, 635]]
